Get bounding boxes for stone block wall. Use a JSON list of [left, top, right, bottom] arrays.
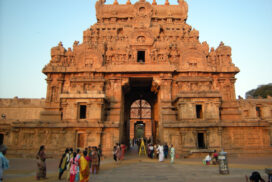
[[222, 126, 271, 155], [0, 98, 45, 122]]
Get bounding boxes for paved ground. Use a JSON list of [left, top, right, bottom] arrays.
[[3, 150, 272, 182]]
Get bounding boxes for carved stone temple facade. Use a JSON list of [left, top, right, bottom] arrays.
[[1, 0, 272, 158]]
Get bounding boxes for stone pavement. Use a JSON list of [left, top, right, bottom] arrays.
[[3, 153, 272, 182]]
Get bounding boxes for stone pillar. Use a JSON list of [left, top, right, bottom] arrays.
[[206, 130, 210, 148], [45, 78, 53, 103], [159, 75, 173, 143], [106, 77, 123, 143], [179, 129, 186, 153], [107, 78, 122, 122], [262, 105, 271, 119], [177, 102, 183, 120], [218, 127, 223, 150], [269, 126, 272, 146], [229, 78, 236, 101]]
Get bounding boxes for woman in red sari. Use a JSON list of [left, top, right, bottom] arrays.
[[120, 144, 126, 160]]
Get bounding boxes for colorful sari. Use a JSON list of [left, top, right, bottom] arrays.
[[79, 156, 90, 182], [170, 147, 175, 163], [69, 157, 79, 182], [75, 154, 80, 181]]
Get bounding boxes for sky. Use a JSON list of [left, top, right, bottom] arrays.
[[0, 0, 271, 99]]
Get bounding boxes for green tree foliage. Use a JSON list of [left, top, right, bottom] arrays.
[[245, 83, 272, 98]]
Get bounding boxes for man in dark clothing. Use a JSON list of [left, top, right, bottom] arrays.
[[163, 143, 169, 159]]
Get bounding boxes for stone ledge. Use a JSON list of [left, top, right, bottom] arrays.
[[175, 91, 221, 98], [190, 149, 215, 153], [163, 121, 270, 127], [60, 93, 106, 99]]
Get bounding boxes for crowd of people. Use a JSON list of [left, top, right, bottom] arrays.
[[36, 145, 102, 182], [131, 138, 176, 164], [112, 143, 126, 163], [0, 142, 270, 182], [146, 143, 175, 163]]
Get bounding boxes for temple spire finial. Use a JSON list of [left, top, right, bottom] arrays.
[[113, 0, 118, 5], [152, 0, 157, 5], [165, 0, 170, 5], [126, 0, 131, 5]]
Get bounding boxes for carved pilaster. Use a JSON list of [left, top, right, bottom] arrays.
[[218, 127, 223, 150], [160, 77, 172, 102]]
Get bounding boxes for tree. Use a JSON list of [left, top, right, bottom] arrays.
[[245, 83, 272, 99]]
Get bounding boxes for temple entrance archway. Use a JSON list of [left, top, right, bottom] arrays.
[[122, 78, 158, 146]]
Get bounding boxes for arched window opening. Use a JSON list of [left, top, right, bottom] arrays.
[[130, 99, 151, 119]]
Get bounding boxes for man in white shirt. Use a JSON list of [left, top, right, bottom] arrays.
[[204, 153, 212, 165]]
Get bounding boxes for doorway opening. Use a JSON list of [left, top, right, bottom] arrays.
[[134, 121, 145, 139], [77, 132, 86, 149], [197, 132, 205, 149], [122, 77, 158, 146], [0, 134, 3, 145], [130, 99, 151, 140]]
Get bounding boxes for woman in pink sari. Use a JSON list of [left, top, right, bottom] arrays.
[[69, 152, 78, 182]]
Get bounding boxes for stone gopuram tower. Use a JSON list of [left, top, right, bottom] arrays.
[[1, 0, 272, 157]]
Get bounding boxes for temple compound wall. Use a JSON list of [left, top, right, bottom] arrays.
[[1, 0, 272, 158]]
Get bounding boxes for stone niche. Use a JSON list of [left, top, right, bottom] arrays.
[[175, 97, 221, 121], [60, 95, 105, 122], [239, 99, 272, 120]]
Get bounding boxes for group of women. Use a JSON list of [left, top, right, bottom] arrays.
[[36, 145, 101, 182], [112, 143, 126, 162], [147, 143, 175, 163]]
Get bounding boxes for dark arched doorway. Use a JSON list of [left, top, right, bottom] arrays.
[[130, 99, 151, 140], [134, 121, 145, 139], [122, 78, 158, 146]]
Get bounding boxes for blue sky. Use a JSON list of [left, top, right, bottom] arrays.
[[0, 0, 271, 98]]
